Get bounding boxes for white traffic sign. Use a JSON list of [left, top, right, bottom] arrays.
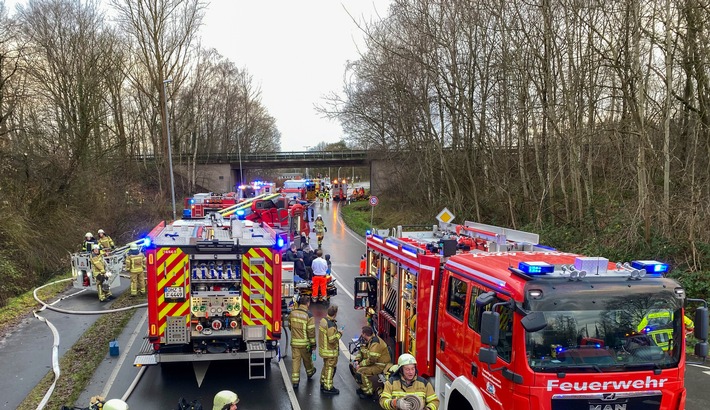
[[436, 207, 455, 223], [369, 196, 379, 206]]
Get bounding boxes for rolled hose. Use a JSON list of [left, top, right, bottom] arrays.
[[401, 395, 425, 410]]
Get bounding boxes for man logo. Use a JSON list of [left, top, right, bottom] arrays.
[[589, 405, 626, 410]]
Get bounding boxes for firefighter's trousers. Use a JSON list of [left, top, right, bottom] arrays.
[[95, 273, 111, 301], [357, 364, 385, 394], [290, 346, 316, 384], [130, 270, 146, 295], [320, 356, 338, 389], [312, 275, 327, 298]]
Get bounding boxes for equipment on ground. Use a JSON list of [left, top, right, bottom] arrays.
[[354, 219, 709, 409], [294, 276, 337, 304]]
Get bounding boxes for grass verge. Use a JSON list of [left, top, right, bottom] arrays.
[[339, 200, 374, 236], [0, 273, 73, 338], [16, 289, 142, 409]]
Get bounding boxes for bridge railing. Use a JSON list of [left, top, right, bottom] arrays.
[[133, 150, 371, 164]]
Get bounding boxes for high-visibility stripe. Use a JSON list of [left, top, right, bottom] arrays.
[[241, 248, 277, 338], [152, 248, 190, 342]]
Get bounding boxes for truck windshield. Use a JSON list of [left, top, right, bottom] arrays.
[[526, 291, 683, 373]]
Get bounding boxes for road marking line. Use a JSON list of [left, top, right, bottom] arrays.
[[330, 270, 354, 301], [103, 310, 148, 398], [689, 363, 710, 371], [334, 204, 366, 246], [279, 356, 301, 410]]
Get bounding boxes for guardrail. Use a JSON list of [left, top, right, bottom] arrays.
[[134, 150, 372, 164]]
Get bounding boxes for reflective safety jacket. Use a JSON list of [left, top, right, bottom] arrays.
[[124, 252, 146, 273], [289, 305, 316, 349], [90, 253, 106, 274], [380, 373, 439, 410], [98, 235, 115, 250], [355, 335, 391, 369], [314, 220, 326, 234], [318, 315, 341, 358], [82, 238, 98, 252]]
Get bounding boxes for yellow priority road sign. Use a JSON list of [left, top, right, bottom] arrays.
[[436, 207, 455, 224]]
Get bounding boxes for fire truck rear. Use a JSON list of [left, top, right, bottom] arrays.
[[354, 221, 709, 410], [134, 214, 288, 380]]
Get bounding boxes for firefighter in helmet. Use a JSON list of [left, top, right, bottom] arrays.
[[103, 399, 129, 410], [82, 232, 97, 252], [97, 229, 115, 253], [212, 390, 239, 410], [636, 310, 694, 351], [90, 244, 112, 301], [124, 243, 146, 296], [380, 353, 439, 410], [313, 215, 327, 248]]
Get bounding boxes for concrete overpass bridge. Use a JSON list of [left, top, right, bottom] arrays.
[[142, 150, 393, 193]]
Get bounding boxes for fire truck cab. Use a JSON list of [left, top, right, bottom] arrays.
[[354, 221, 709, 410], [134, 214, 288, 381], [183, 192, 238, 219]]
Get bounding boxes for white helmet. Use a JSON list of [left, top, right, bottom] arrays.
[[98, 229, 105, 235], [85, 232, 93, 238], [390, 353, 417, 374], [317, 214, 322, 219], [213, 390, 239, 410], [103, 399, 129, 410], [129, 243, 138, 251], [92, 244, 101, 251]]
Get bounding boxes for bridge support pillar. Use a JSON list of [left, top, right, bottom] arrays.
[[174, 163, 236, 193]]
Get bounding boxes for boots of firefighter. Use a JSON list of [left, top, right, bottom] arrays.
[[97, 283, 105, 301]]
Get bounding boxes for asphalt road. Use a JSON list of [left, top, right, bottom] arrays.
[[5, 187, 710, 409]]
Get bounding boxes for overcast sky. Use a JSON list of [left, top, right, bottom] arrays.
[[200, 1, 392, 152]]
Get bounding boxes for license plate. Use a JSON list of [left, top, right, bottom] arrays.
[[165, 286, 184, 299]]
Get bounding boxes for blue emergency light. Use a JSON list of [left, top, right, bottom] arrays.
[[630, 260, 669, 274], [366, 229, 372, 236], [277, 237, 285, 248], [518, 261, 555, 275], [236, 209, 246, 219]]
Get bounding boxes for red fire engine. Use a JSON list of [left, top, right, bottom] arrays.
[[280, 179, 307, 201], [183, 192, 239, 219], [354, 220, 709, 410], [134, 215, 288, 382], [221, 194, 311, 241]]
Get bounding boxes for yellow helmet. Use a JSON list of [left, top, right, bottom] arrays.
[[212, 390, 239, 410], [103, 399, 129, 410]]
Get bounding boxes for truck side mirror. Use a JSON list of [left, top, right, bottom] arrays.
[[695, 307, 709, 341], [479, 347, 498, 365], [695, 342, 709, 358], [476, 291, 496, 306], [521, 311, 547, 333], [480, 311, 500, 346], [354, 277, 378, 310]]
